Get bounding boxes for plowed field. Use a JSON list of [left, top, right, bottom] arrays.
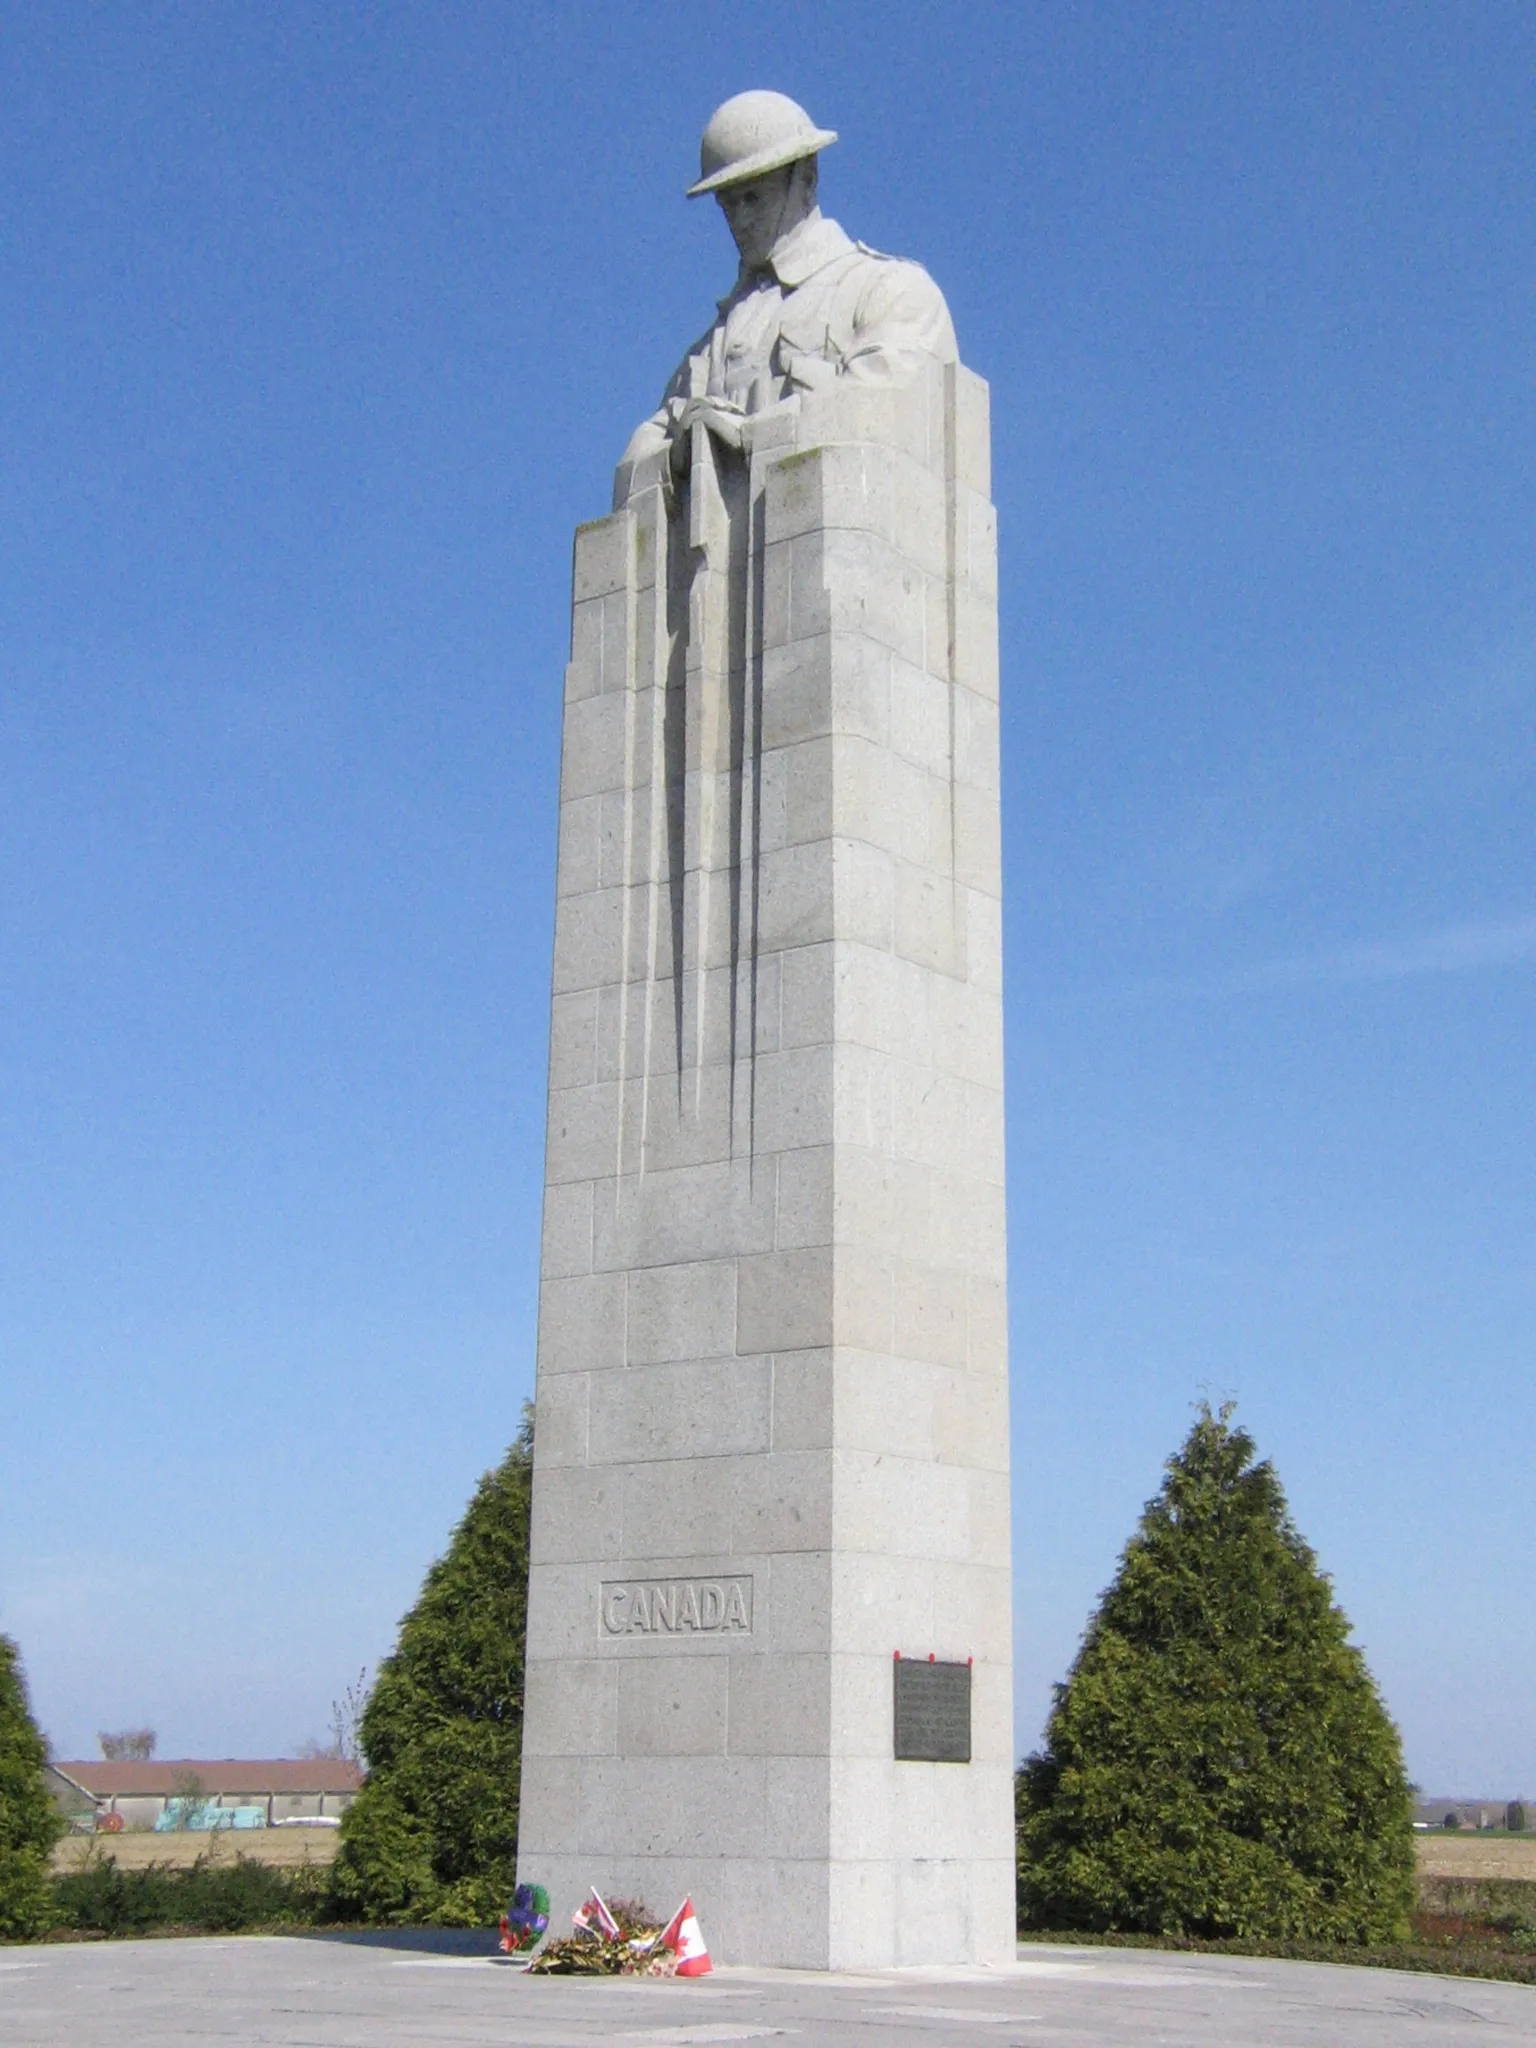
[[1416, 1834, 1536, 1879], [51, 1826, 339, 1874]]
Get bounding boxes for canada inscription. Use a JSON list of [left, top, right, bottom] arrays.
[[600, 1575, 754, 1638]]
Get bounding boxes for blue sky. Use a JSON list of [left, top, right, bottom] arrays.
[[1, 2, 1531, 1791]]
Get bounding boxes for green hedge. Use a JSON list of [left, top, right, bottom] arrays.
[[49, 1853, 328, 1937]]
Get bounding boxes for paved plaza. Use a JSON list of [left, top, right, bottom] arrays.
[[3, 1933, 1534, 2045]]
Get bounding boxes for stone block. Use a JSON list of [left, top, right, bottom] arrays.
[[889, 1060, 967, 1172], [547, 989, 598, 1091], [830, 1243, 896, 1354], [581, 1754, 769, 1860], [834, 1347, 933, 1460], [949, 364, 991, 499], [535, 1270, 624, 1376], [777, 942, 835, 1050], [621, 1456, 738, 1561], [555, 794, 603, 897], [617, 1062, 735, 1175], [764, 1547, 833, 1654], [571, 511, 631, 601], [568, 588, 629, 699], [528, 1462, 624, 1564], [524, 1561, 604, 1660], [589, 1356, 771, 1464], [757, 841, 834, 953], [752, 1043, 835, 1155], [593, 1159, 777, 1271], [835, 1450, 970, 1563], [532, 1369, 589, 1467], [819, 528, 931, 671], [893, 858, 965, 976], [835, 947, 933, 1066], [731, 1448, 834, 1554], [762, 1756, 834, 1860], [886, 652, 951, 778], [953, 684, 1000, 794], [832, 1040, 895, 1155], [891, 1259, 969, 1367], [966, 1273, 1009, 1374], [835, 1147, 932, 1259], [769, 1347, 835, 1451], [550, 890, 625, 996], [540, 1179, 593, 1279], [965, 886, 1004, 995], [956, 485, 997, 601], [737, 1245, 834, 1353], [560, 692, 628, 800], [544, 1080, 621, 1183], [728, 1653, 831, 1756], [774, 1144, 833, 1251], [617, 1656, 729, 1756], [929, 1168, 1007, 1281], [625, 1259, 736, 1364], [933, 1363, 1010, 1475], [830, 1549, 936, 1658], [928, 976, 1004, 1088], [521, 1659, 617, 1756], [953, 778, 1003, 896], [930, 1560, 1013, 1661], [968, 1466, 1013, 1564], [951, 584, 999, 700]]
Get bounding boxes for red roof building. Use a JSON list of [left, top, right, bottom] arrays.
[[51, 1758, 362, 1829]]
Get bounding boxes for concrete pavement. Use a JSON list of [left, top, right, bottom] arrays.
[[2, 1931, 1533, 2044]]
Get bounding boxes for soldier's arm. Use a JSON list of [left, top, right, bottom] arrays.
[[840, 257, 958, 385], [613, 333, 723, 505]]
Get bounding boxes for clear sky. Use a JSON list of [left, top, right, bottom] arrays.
[[1, 2, 1531, 1792]]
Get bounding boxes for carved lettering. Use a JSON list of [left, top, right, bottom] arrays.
[[599, 1575, 754, 1639]]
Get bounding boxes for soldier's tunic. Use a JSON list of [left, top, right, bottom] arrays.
[[615, 211, 956, 504]]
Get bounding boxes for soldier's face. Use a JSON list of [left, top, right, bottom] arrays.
[[717, 168, 798, 268]]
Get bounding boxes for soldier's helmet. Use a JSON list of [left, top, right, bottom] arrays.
[[687, 90, 838, 198]]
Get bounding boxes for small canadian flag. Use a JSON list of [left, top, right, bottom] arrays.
[[572, 1888, 621, 1939], [659, 1895, 712, 1975]]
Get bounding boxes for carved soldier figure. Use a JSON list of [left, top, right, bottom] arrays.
[[615, 90, 957, 506]]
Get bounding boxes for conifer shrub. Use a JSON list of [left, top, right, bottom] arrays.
[[1017, 1403, 1414, 1943], [0, 1635, 64, 1939], [328, 1409, 533, 1925]]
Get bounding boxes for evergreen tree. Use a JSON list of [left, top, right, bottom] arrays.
[[329, 1408, 534, 1925], [0, 1635, 63, 1939], [1017, 1404, 1414, 1942]]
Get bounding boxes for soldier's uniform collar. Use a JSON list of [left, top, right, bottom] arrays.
[[732, 214, 855, 297]]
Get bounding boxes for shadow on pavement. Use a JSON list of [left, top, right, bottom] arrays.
[[308, 1926, 507, 1958]]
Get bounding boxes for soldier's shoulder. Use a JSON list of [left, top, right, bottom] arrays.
[[847, 243, 949, 305], [852, 240, 933, 274]]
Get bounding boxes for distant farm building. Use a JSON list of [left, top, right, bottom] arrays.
[[47, 1758, 362, 1832]]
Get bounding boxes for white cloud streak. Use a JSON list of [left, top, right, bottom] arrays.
[[1239, 915, 1536, 990]]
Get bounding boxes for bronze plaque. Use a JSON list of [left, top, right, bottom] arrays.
[[893, 1657, 971, 1763]]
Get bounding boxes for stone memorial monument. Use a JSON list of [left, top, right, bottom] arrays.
[[517, 91, 1012, 1969]]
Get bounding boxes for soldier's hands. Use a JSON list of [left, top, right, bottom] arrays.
[[677, 396, 748, 451]]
